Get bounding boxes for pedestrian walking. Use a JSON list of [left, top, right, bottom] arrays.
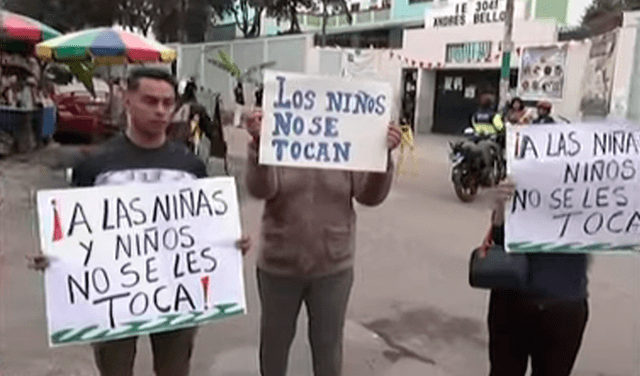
[[28, 67, 251, 376], [245, 110, 401, 376]]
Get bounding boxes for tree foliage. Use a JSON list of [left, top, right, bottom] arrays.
[[582, 0, 640, 34], [4, 0, 118, 33], [321, 0, 351, 46], [264, 0, 314, 34]]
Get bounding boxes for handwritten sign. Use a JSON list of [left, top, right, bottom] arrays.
[[36, 177, 246, 346], [505, 122, 640, 253], [260, 70, 391, 172]]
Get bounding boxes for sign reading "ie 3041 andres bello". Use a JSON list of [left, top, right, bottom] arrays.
[[427, 0, 506, 28]]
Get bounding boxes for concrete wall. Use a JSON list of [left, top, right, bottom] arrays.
[[611, 11, 640, 120], [318, 48, 343, 75], [402, 18, 558, 69], [415, 69, 436, 134], [175, 34, 313, 112], [553, 41, 589, 121]]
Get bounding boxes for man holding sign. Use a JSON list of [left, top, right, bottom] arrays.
[[245, 71, 401, 376], [29, 68, 250, 376]]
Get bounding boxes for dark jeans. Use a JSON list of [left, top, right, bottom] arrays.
[[488, 291, 589, 376], [92, 327, 197, 376], [257, 268, 354, 376]]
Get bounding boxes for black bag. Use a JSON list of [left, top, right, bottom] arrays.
[[469, 245, 529, 290]]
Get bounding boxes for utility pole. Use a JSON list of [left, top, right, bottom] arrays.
[[499, 0, 515, 111]]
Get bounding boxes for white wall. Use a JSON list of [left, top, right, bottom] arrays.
[[415, 70, 436, 134], [402, 18, 558, 69], [611, 11, 640, 120], [175, 34, 314, 112], [554, 41, 590, 120]]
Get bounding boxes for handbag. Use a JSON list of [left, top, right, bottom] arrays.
[[469, 227, 529, 290]]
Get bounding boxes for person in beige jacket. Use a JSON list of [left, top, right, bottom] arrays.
[[245, 111, 401, 376]]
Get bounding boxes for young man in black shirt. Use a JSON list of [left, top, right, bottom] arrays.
[[29, 68, 250, 376]]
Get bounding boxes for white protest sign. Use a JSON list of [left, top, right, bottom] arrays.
[[505, 122, 640, 253], [260, 70, 391, 172], [37, 177, 246, 346]]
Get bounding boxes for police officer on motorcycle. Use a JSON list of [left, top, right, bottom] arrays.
[[469, 93, 505, 186]]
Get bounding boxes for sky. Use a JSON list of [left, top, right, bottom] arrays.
[[567, 0, 594, 25]]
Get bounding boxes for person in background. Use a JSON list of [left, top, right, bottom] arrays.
[[533, 101, 555, 124], [168, 78, 197, 147], [5, 75, 18, 107], [254, 84, 264, 108], [482, 177, 589, 376], [245, 110, 401, 376], [15, 76, 37, 152], [504, 97, 527, 125], [28, 67, 251, 376], [469, 93, 504, 186], [471, 93, 504, 136], [233, 82, 245, 128]]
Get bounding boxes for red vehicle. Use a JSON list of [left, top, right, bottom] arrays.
[[52, 79, 122, 143]]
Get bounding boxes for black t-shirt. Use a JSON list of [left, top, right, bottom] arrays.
[[72, 134, 208, 187]]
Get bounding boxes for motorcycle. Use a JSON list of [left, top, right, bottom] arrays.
[[449, 128, 506, 203]]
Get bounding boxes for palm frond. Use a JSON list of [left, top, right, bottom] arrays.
[[217, 50, 242, 77]]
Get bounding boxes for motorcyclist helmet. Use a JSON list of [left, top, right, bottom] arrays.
[[537, 100, 552, 111]]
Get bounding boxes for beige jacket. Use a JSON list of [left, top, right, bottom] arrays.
[[246, 141, 394, 277]]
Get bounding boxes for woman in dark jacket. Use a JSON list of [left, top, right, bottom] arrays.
[[482, 179, 589, 376]]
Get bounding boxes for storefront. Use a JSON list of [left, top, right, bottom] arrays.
[[398, 0, 558, 134]]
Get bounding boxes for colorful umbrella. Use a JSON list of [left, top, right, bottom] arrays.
[[35, 28, 176, 65], [0, 11, 61, 43]]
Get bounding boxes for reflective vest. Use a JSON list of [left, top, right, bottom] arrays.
[[472, 110, 504, 135]]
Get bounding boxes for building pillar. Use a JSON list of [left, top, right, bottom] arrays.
[[415, 69, 436, 134]]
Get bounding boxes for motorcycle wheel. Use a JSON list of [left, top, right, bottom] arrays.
[[453, 174, 478, 202]]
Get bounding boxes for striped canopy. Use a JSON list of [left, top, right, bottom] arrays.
[[36, 28, 176, 65], [0, 11, 61, 43]]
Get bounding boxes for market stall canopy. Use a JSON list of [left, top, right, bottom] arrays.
[[0, 11, 61, 43], [35, 28, 176, 65]]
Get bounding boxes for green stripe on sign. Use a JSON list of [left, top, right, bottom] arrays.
[[508, 242, 640, 253], [51, 303, 244, 345]]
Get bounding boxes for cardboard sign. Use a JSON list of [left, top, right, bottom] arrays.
[[37, 177, 246, 346], [260, 70, 391, 172], [505, 122, 640, 253]]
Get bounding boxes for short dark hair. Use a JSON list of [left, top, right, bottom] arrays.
[[127, 67, 177, 94]]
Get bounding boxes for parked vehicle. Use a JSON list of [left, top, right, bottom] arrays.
[[52, 79, 119, 143], [449, 128, 506, 202]]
